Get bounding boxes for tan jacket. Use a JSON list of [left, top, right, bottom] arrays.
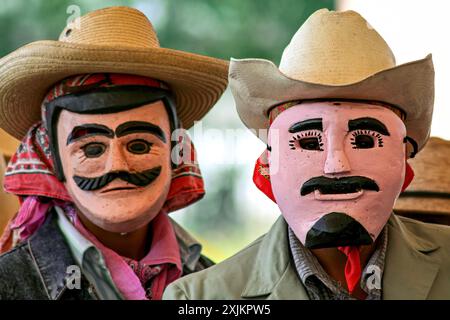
[[163, 214, 450, 300]]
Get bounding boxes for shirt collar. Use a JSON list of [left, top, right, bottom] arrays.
[[55, 206, 94, 266], [288, 225, 388, 298], [138, 211, 182, 270], [55, 206, 202, 299], [55, 206, 123, 299], [73, 210, 182, 300], [170, 218, 203, 272]]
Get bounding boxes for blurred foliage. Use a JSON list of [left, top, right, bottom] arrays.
[[0, 0, 133, 56], [0, 0, 334, 62], [155, 0, 334, 63]]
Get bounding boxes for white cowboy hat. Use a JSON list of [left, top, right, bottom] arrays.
[[0, 6, 229, 140], [229, 8, 434, 154]]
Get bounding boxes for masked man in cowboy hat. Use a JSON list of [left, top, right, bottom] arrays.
[[0, 6, 228, 300], [395, 137, 450, 226], [164, 9, 450, 300]]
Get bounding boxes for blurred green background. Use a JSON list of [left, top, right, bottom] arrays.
[[0, 0, 334, 262]]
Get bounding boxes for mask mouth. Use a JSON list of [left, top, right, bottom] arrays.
[[301, 176, 379, 197], [100, 185, 139, 194], [313, 189, 364, 201], [305, 212, 373, 249]]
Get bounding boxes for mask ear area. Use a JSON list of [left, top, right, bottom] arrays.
[[403, 136, 418, 158], [401, 161, 414, 192]]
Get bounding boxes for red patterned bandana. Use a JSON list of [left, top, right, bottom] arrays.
[[1, 73, 205, 252]]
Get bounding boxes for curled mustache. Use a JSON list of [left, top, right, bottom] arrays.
[[300, 176, 379, 196], [73, 166, 162, 191]]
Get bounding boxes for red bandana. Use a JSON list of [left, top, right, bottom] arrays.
[[253, 101, 414, 294]]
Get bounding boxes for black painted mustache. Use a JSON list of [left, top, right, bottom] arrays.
[[73, 166, 162, 191], [300, 176, 379, 196]]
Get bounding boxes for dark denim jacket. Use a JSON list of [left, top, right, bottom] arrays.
[[0, 210, 213, 300]]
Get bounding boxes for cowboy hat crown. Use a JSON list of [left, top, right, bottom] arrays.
[[60, 6, 160, 48], [279, 9, 396, 84]]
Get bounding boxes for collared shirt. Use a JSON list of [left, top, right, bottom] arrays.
[[55, 206, 203, 300], [288, 226, 388, 300]]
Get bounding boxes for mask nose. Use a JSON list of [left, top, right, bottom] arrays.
[[105, 140, 129, 172], [324, 141, 351, 174]]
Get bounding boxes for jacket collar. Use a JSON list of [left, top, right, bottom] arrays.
[[241, 215, 308, 299], [241, 214, 441, 300], [383, 214, 440, 299], [27, 210, 74, 300], [170, 218, 202, 273]]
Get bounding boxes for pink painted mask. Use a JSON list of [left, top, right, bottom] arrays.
[[57, 101, 172, 233], [268, 101, 406, 248]]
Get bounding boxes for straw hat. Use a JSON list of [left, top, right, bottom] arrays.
[[395, 137, 450, 223], [0, 6, 229, 140], [229, 9, 434, 153]]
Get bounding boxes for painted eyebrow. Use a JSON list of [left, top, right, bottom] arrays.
[[288, 118, 323, 133], [67, 124, 114, 145], [115, 121, 166, 143], [348, 117, 390, 136]]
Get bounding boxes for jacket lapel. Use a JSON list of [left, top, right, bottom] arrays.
[[240, 215, 309, 300], [383, 215, 440, 300], [28, 210, 75, 300]]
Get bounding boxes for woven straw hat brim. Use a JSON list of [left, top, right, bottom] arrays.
[[0, 40, 229, 139], [229, 54, 434, 153]]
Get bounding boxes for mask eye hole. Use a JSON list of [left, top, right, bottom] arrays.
[[350, 130, 383, 149], [83, 143, 106, 158], [299, 137, 322, 150], [353, 135, 374, 149], [289, 131, 324, 151], [127, 139, 152, 155]]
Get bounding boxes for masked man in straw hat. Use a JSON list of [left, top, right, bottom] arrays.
[[395, 137, 450, 226], [0, 7, 228, 300], [164, 9, 450, 300]]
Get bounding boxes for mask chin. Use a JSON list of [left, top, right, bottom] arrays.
[[305, 212, 373, 249], [67, 172, 171, 234]]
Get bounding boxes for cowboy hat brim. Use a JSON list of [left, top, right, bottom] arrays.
[[229, 54, 434, 153], [0, 40, 229, 139]]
